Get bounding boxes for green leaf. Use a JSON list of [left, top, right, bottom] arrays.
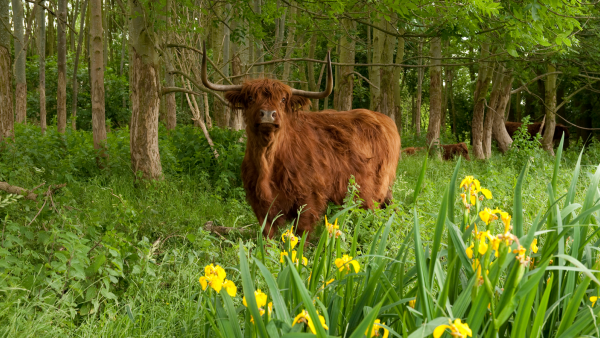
[[413, 208, 433, 320], [238, 242, 269, 338], [285, 255, 328, 338], [348, 299, 384, 338], [254, 259, 292, 324], [412, 154, 428, 203], [513, 160, 530, 238]]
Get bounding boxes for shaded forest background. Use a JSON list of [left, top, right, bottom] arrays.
[[1, 0, 600, 174]]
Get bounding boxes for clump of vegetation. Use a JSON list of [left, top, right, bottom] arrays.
[[506, 116, 543, 166]]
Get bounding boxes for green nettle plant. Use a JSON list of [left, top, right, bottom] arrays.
[[507, 116, 543, 166], [198, 137, 599, 338]]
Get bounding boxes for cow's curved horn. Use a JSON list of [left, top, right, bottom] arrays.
[[201, 41, 243, 92], [291, 51, 333, 99]]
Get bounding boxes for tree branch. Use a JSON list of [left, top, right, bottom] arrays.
[[160, 87, 228, 106], [347, 71, 379, 89], [510, 72, 563, 94], [165, 43, 235, 85], [167, 70, 228, 105], [25, 0, 78, 35], [0, 182, 66, 201]]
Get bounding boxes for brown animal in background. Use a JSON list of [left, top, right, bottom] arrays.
[[441, 143, 470, 161], [201, 44, 401, 239], [505, 121, 570, 148], [402, 147, 425, 155]]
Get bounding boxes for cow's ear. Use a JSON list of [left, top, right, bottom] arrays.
[[225, 91, 246, 110], [289, 95, 310, 112]]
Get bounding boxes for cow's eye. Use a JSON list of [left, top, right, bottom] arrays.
[[248, 96, 253, 102], [281, 97, 286, 103]]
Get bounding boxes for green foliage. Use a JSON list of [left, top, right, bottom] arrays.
[[506, 116, 543, 167]]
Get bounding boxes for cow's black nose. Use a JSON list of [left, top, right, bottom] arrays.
[[260, 110, 277, 124]]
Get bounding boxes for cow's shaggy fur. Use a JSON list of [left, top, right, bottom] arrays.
[[225, 79, 401, 238], [441, 143, 470, 161], [505, 121, 570, 148]]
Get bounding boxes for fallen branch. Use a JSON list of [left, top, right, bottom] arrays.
[[0, 181, 67, 200], [204, 221, 253, 236]]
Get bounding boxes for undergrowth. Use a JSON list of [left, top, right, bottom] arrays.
[[0, 124, 598, 337]]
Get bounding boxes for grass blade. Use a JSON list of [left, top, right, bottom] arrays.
[[513, 160, 530, 238], [238, 241, 269, 338], [412, 153, 428, 203], [413, 207, 433, 320], [254, 259, 292, 324]]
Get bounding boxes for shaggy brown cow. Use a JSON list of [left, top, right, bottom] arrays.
[[505, 121, 570, 148], [441, 143, 470, 161], [402, 147, 425, 155], [201, 44, 401, 239]]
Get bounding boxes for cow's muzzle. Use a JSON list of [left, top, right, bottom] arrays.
[[260, 110, 277, 124]]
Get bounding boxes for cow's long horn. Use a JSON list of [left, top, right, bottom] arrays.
[[201, 41, 243, 92], [291, 51, 333, 99]]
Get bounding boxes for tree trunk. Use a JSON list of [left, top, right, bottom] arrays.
[[38, 1, 47, 134], [426, 37, 442, 151], [450, 69, 456, 137], [415, 39, 423, 136], [370, 15, 397, 118], [72, 0, 88, 130], [542, 64, 557, 155], [210, 5, 229, 128], [129, 0, 162, 180], [515, 90, 521, 122], [393, 29, 405, 136], [0, 0, 12, 140], [253, 0, 264, 78], [307, 33, 319, 111], [333, 19, 355, 111], [47, 13, 54, 57], [57, 0, 67, 133], [491, 72, 514, 153], [90, 0, 107, 157], [164, 0, 176, 131], [12, 0, 27, 124], [483, 65, 505, 158], [471, 43, 492, 160], [229, 16, 244, 131], [281, 5, 297, 82]]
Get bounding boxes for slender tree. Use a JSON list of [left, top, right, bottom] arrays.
[[471, 43, 493, 159], [90, 0, 107, 157], [72, 0, 88, 130], [129, 0, 162, 179], [542, 63, 557, 155], [12, 0, 27, 124], [426, 37, 442, 151], [0, 0, 12, 140], [333, 18, 355, 111], [38, 0, 47, 134], [414, 39, 423, 136], [57, 0, 68, 133]]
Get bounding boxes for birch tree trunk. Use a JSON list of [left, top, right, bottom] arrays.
[[90, 0, 107, 157], [426, 37, 442, 151], [415, 39, 423, 136], [210, 5, 229, 128], [129, 0, 162, 179], [0, 0, 13, 140], [333, 18, 355, 111], [38, 1, 47, 134], [57, 0, 68, 133], [542, 64, 557, 155], [12, 0, 27, 124], [471, 43, 493, 160], [229, 15, 245, 131], [72, 0, 88, 130]]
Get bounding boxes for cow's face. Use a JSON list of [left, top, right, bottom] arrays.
[[225, 79, 310, 140]]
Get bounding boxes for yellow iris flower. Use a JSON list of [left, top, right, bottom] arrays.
[[292, 310, 328, 334], [204, 264, 226, 281], [530, 238, 538, 254], [366, 319, 389, 338], [434, 319, 473, 338], [199, 264, 230, 293], [466, 243, 474, 259], [325, 216, 339, 237], [591, 296, 598, 307], [222, 279, 237, 297], [199, 275, 224, 293], [281, 228, 298, 249], [243, 289, 268, 308], [335, 254, 360, 273], [479, 208, 498, 225], [280, 250, 308, 266]]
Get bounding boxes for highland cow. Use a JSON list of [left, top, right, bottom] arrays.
[[402, 147, 425, 156], [505, 121, 570, 148], [201, 43, 401, 239], [441, 143, 470, 161]]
